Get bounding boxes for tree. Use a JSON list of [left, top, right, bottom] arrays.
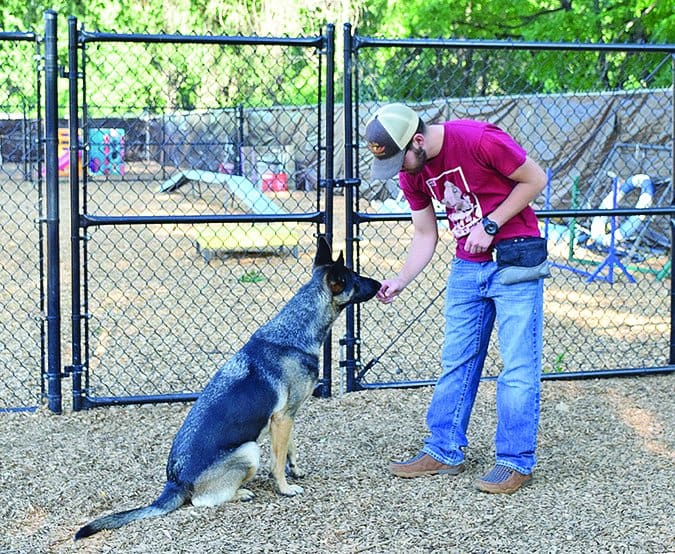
[[0, 0, 672, 110]]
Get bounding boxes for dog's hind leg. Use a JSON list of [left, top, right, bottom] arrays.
[[269, 413, 303, 496], [191, 442, 260, 506], [286, 434, 305, 479]]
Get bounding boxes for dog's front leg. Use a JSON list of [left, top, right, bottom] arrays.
[[269, 413, 304, 496]]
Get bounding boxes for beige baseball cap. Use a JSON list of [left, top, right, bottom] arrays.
[[365, 103, 419, 180]]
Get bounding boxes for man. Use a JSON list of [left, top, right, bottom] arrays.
[[365, 103, 547, 494]]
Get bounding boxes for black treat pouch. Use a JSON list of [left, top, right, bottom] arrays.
[[495, 236, 548, 267], [494, 236, 550, 284]]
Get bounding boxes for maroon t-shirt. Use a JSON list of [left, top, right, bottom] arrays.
[[399, 120, 540, 262]]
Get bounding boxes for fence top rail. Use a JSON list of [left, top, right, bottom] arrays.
[[0, 31, 37, 42], [80, 212, 325, 228], [356, 206, 675, 224], [353, 35, 675, 54], [77, 27, 327, 49]]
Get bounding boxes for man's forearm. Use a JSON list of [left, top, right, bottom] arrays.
[[397, 231, 438, 288]]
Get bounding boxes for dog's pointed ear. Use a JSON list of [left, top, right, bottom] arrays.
[[314, 236, 333, 267], [336, 250, 344, 266]]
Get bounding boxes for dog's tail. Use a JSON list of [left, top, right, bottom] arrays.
[[74, 481, 188, 540]]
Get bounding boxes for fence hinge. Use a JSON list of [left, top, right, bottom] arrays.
[[319, 178, 361, 189], [63, 364, 79, 376], [58, 65, 83, 79], [335, 178, 360, 189], [61, 364, 75, 377], [338, 335, 360, 370], [63, 363, 86, 378], [339, 336, 359, 348]]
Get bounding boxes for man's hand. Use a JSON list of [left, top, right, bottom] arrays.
[[376, 278, 406, 304], [463, 223, 494, 255]]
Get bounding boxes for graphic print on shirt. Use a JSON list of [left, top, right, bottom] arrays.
[[426, 167, 483, 238]]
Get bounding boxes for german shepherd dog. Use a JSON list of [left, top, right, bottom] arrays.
[[75, 237, 380, 540]]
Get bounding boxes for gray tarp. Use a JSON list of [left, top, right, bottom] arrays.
[[353, 89, 672, 207], [88, 88, 670, 207]]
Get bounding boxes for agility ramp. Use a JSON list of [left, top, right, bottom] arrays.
[[159, 170, 299, 261]]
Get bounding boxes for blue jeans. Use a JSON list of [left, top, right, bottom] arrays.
[[422, 258, 544, 474]]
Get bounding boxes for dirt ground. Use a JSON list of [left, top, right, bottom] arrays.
[[1, 373, 673, 554]]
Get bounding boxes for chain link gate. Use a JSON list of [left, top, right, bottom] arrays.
[[343, 26, 675, 391], [0, 27, 49, 413], [64, 19, 338, 409]]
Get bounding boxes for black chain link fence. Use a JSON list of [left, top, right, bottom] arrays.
[[0, 31, 44, 411], [0, 15, 673, 411], [347, 34, 674, 389]]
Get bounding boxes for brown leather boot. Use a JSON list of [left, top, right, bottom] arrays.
[[389, 452, 465, 478], [475, 464, 533, 493]]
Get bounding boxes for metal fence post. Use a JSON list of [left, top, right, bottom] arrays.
[[43, 10, 62, 414], [670, 53, 675, 365], [317, 23, 336, 398], [66, 16, 86, 411], [340, 22, 362, 393]]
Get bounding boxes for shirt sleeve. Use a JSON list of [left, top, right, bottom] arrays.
[[477, 124, 527, 178]]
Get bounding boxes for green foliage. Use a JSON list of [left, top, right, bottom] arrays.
[[548, 350, 568, 373], [0, 41, 37, 110], [358, 0, 674, 43], [356, 0, 674, 97], [238, 269, 265, 283], [0, 1, 672, 111]]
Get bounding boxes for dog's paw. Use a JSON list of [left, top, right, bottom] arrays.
[[234, 488, 256, 502], [286, 463, 305, 479], [278, 483, 304, 497]]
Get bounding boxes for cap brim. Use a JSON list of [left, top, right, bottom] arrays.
[[370, 150, 405, 180]]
